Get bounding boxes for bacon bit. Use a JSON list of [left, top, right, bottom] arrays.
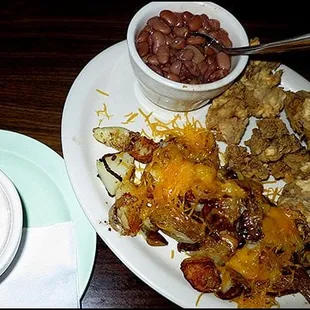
[[96, 103, 113, 119], [121, 112, 139, 124], [96, 89, 110, 96]]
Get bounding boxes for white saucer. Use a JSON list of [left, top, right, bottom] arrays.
[[0, 130, 96, 298], [0, 169, 23, 277]]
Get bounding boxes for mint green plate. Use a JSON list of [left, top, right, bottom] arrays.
[[0, 130, 96, 298]]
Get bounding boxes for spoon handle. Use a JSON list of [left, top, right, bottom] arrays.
[[225, 33, 310, 55]]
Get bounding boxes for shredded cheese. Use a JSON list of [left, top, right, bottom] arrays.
[[121, 112, 139, 124], [96, 88, 109, 96], [195, 292, 205, 307], [95, 103, 113, 119], [263, 186, 282, 203]]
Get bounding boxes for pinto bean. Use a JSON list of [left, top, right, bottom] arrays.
[[188, 78, 200, 84], [170, 60, 182, 76], [150, 31, 166, 54], [169, 37, 186, 50], [136, 30, 149, 43], [174, 12, 184, 27], [143, 24, 153, 34], [217, 30, 233, 47], [216, 52, 231, 71], [184, 60, 201, 77], [188, 15, 203, 32], [205, 46, 216, 56], [208, 30, 219, 41], [136, 41, 149, 57], [182, 11, 194, 23], [208, 18, 221, 30], [156, 44, 170, 64], [180, 63, 194, 80], [203, 62, 217, 82], [173, 26, 189, 38], [209, 69, 229, 82], [201, 13, 210, 29], [186, 35, 206, 45], [197, 60, 209, 76], [184, 45, 205, 64], [160, 9, 177, 27], [136, 9, 232, 84], [177, 48, 194, 61], [147, 16, 171, 34], [164, 34, 173, 45], [161, 65, 170, 73], [148, 64, 163, 76], [147, 54, 159, 65], [165, 72, 181, 82]]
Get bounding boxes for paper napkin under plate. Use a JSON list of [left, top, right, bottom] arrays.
[[0, 221, 79, 308]]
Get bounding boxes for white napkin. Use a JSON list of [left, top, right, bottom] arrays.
[[0, 222, 79, 308]]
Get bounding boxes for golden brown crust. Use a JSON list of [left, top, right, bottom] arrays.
[[224, 144, 270, 182], [244, 118, 302, 162], [284, 90, 310, 150], [205, 60, 285, 145], [180, 256, 221, 293], [205, 81, 249, 145], [269, 149, 310, 182]]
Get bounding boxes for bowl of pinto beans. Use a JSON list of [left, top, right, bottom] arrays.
[[127, 1, 249, 112]]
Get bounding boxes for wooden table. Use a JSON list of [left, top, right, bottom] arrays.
[[1, 1, 309, 308]]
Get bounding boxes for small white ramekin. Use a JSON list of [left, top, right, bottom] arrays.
[[127, 1, 249, 112]]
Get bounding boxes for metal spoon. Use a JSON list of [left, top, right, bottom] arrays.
[[192, 32, 310, 55]]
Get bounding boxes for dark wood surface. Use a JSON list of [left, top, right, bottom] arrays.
[[1, 1, 310, 308]]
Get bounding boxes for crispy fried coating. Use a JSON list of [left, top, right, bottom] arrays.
[[278, 178, 310, 214], [241, 60, 287, 118], [244, 118, 302, 162], [225, 144, 270, 182], [284, 90, 310, 150], [205, 60, 285, 145], [278, 178, 310, 245], [269, 149, 310, 182], [205, 81, 249, 145]]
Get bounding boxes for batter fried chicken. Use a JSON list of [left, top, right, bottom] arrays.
[[205, 59, 286, 145], [269, 149, 310, 182], [244, 118, 302, 163], [205, 81, 249, 145], [278, 178, 310, 218], [284, 90, 310, 150], [241, 60, 287, 118], [277, 178, 310, 250], [224, 144, 270, 182]]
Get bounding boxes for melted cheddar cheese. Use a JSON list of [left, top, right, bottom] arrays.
[[226, 207, 303, 282]]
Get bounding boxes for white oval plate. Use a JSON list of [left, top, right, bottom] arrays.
[[61, 40, 310, 308], [0, 130, 96, 299]]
